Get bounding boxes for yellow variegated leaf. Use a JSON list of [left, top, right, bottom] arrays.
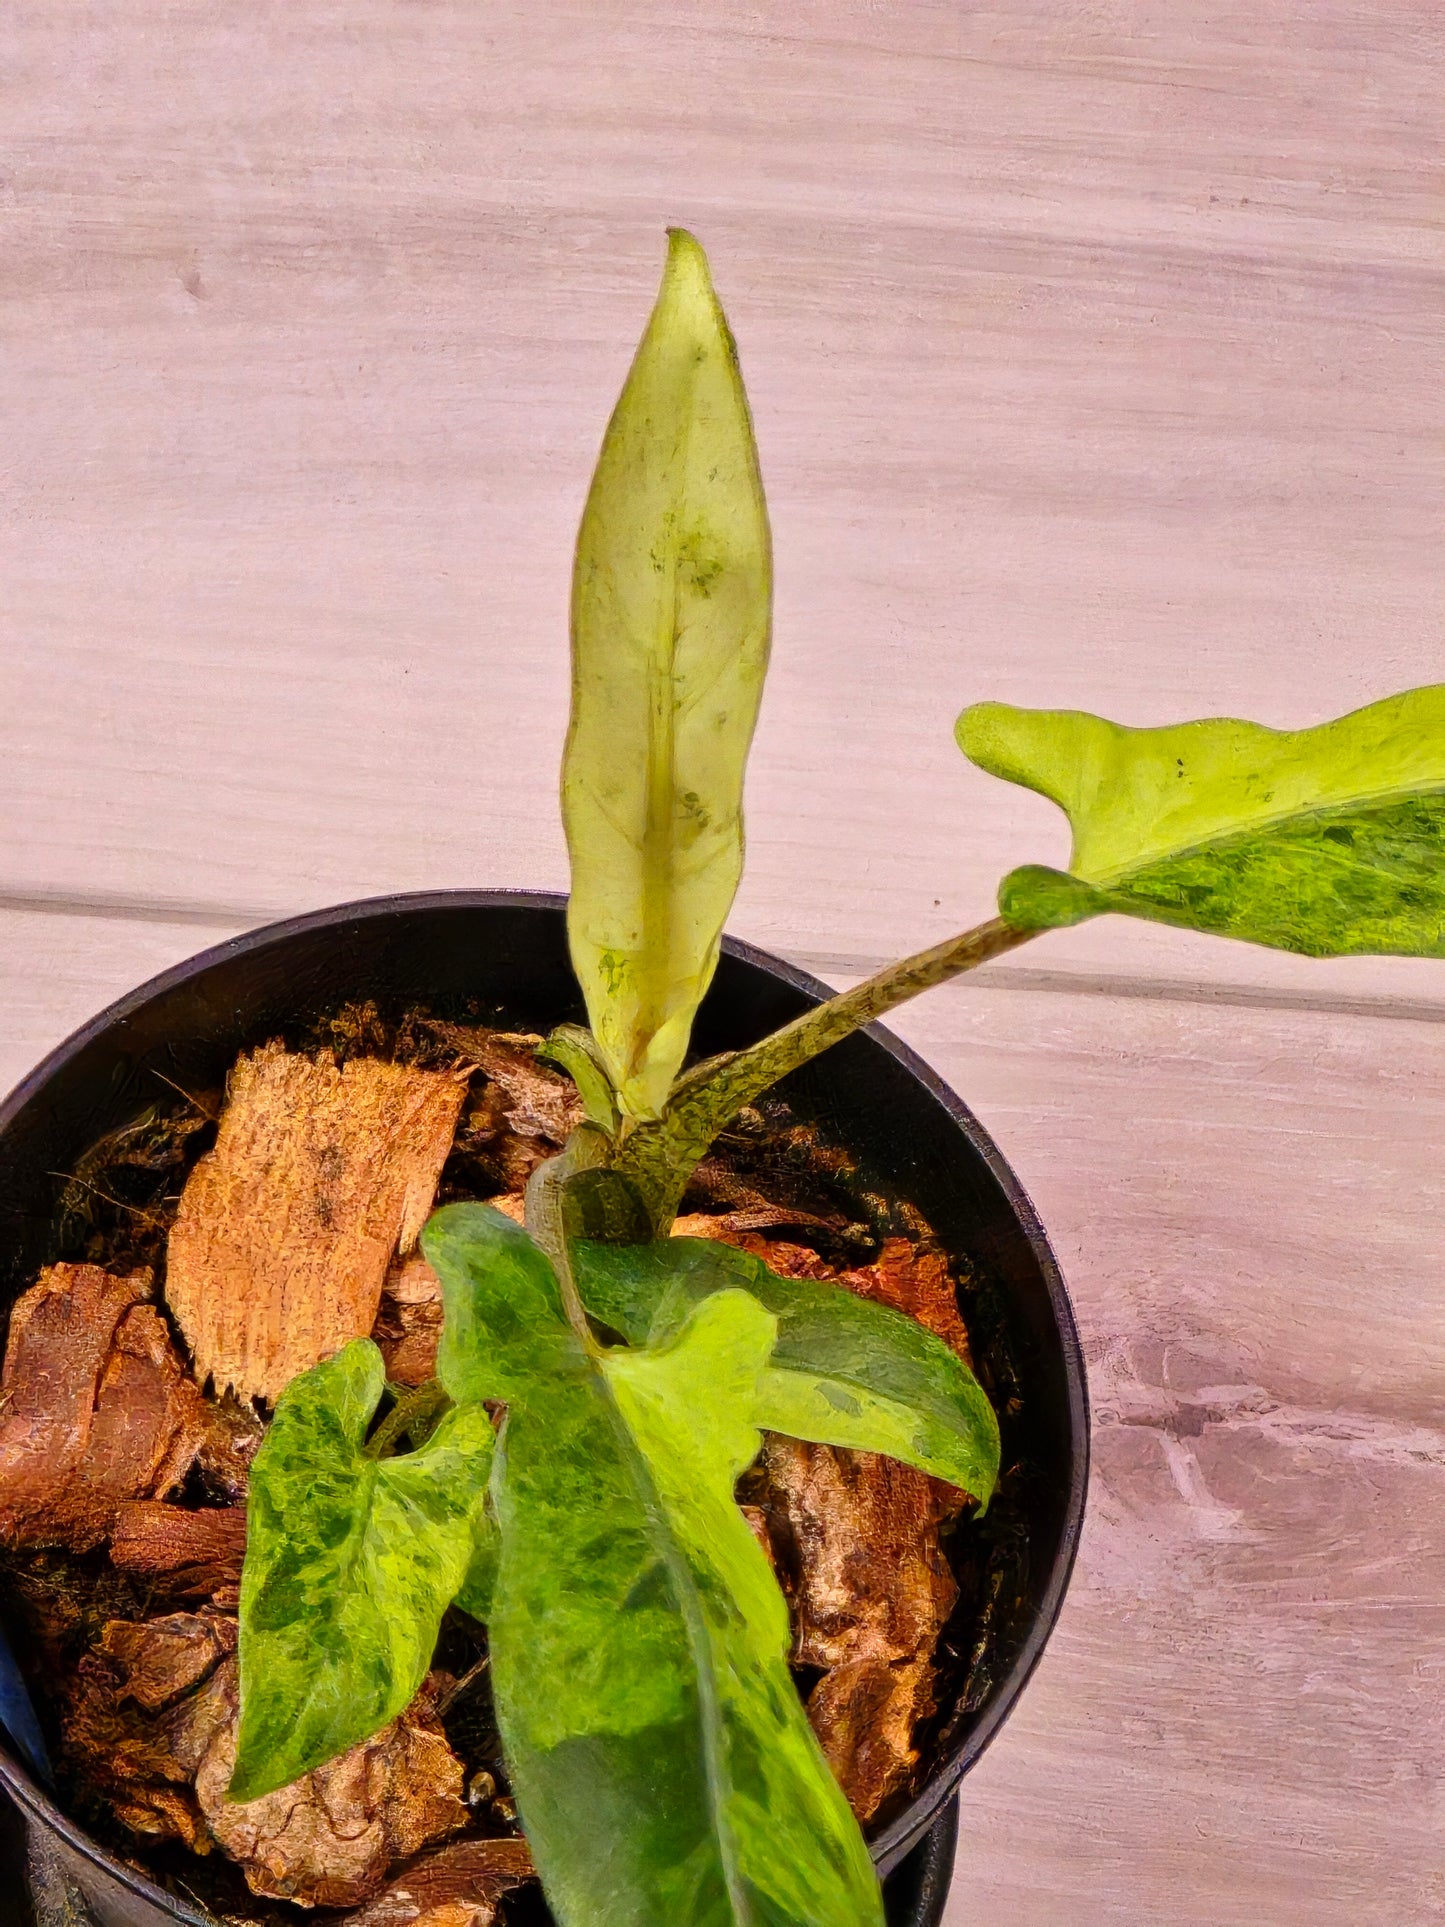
[[565, 229, 771, 1122], [957, 685, 1445, 958]]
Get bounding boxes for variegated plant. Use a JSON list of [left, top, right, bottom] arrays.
[[231, 231, 1445, 1927], [564, 229, 773, 1128]]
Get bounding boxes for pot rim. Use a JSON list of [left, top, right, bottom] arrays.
[[0, 887, 1089, 1917]]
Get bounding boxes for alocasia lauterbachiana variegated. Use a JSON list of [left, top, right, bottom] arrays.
[[229, 226, 1445, 1926]]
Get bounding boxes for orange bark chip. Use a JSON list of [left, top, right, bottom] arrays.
[[0, 1264, 207, 1551], [165, 1044, 467, 1404]]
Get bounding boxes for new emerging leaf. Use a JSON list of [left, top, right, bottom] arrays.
[[565, 229, 772, 1122], [957, 685, 1445, 957]]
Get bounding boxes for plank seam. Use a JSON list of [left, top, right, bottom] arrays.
[[793, 952, 1445, 1028], [1, 893, 1441, 1027]]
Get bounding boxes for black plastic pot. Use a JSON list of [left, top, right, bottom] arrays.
[[0, 892, 1088, 1927]]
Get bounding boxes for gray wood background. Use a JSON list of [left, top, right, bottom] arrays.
[[2, 4, 1441, 1921]]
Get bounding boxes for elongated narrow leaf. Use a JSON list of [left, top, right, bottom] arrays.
[[565, 229, 772, 1122], [421, 1204, 884, 1927], [957, 685, 1445, 956], [600, 1293, 883, 1924], [230, 1340, 495, 1801], [577, 1236, 999, 1505]]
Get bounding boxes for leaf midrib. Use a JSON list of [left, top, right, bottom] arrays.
[[632, 411, 695, 1088]]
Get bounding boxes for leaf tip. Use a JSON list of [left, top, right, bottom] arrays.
[[663, 225, 712, 284], [955, 701, 1038, 783], [655, 228, 730, 358]]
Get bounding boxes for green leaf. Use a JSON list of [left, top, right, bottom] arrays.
[[433, 1201, 592, 1403], [421, 1204, 884, 1927], [957, 685, 1445, 956], [565, 228, 773, 1123], [230, 1340, 495, 1802], [577, 1236, 999, 1505]]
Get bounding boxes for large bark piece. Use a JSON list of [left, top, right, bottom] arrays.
[[98, 1610, 237, 1715], [761, 1434, 959, 1826], [65, 1611, 470, 1907], [348, 1838, 537, 1927], [0, 1265, 207, 1552], [196, 1670, 469, 1907], [165, 1043, 467, 1403], [62, 1610, 238, 1853], [110, 1503, 248, 1601]]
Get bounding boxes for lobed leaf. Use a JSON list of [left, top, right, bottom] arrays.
[[577, 1235, 999, 1505], [422, 1204, 884, 1926], [957, 685, 1445, 957], [564, 228, 772, 1122], [230, 1340, 495, 1802]]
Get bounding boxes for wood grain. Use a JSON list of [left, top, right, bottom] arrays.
[[1, 2, 1441, 1920], [1, 3, 1439, 993], [862, 979, 1445, 1924]]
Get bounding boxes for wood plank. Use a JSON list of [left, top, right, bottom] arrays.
[[879, 978, 1445, 1417], [3, 3, 1439, 1916], [948, 1429, 1445, 1925], [0, 908, 240, 1103], [1, 909, 1440, 1919], [857, 982, 1445, 1925], [0, 1, 1438, 998]]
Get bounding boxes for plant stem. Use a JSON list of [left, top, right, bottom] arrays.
[[730, 914, 1035, 1084], [615, 914, 1038, 1226]]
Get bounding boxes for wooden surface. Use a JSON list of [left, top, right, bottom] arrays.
[[2, 4, 1442, 1921]]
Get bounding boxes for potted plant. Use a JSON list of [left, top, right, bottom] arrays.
[[0, 230, 1438, 1927]]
